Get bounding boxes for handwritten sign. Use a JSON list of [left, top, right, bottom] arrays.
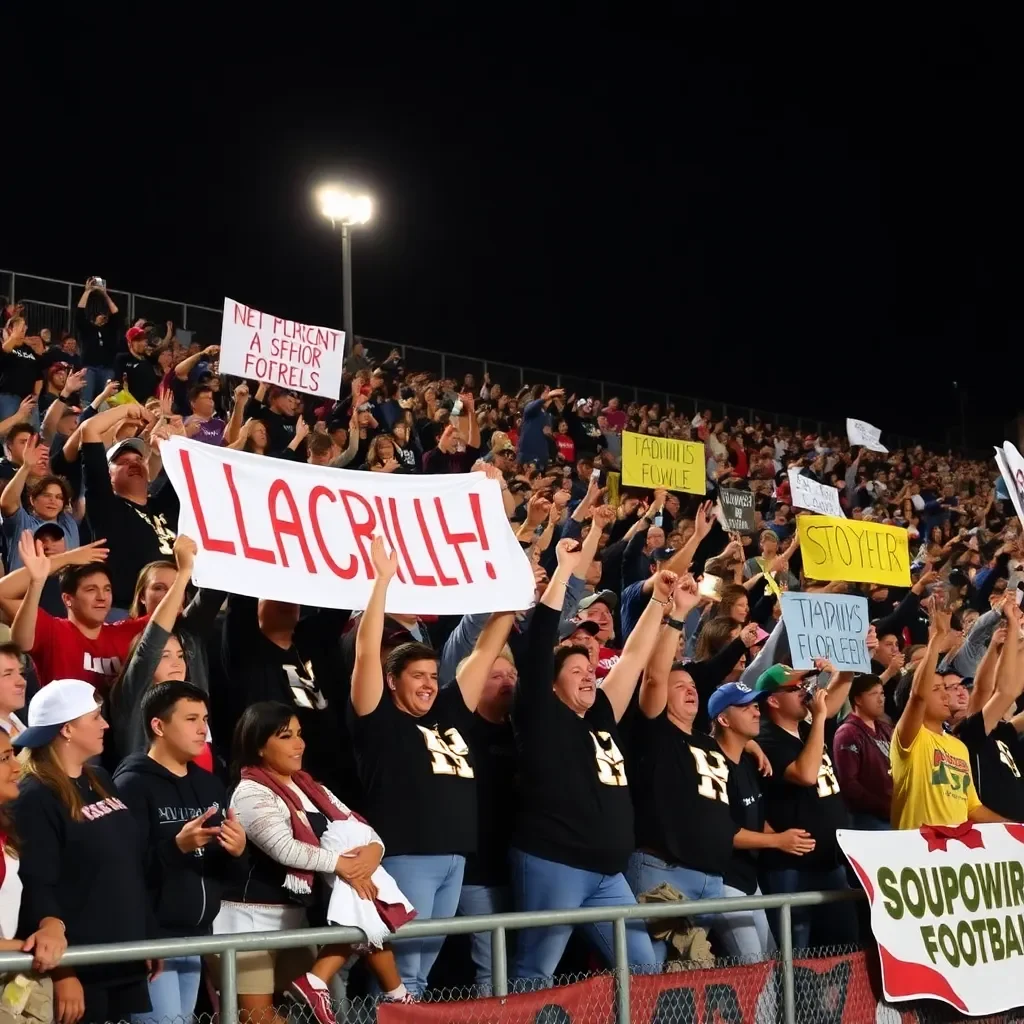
[[160, 437, 534, 614], [788, 469, 845, 518], [780, 592, 870, 672], [621, 432, 705, 494], [838, 824, 1024, 1017], [220, 297, 344, 400], [797, 514, 910, 587], [994, 442, 1024, 527], [847, 418, 888, 454], [718, 489, 756, 533]]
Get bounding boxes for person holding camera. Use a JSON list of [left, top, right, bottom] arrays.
[[74, 280, 121, 405]]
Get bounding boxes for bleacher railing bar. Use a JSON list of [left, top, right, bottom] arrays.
[[0, 888, 863, 1024], [2, 267, 962, 455]]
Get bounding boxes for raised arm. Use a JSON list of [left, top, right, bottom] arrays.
[[664, 499, 715, 576], [0, 452, 34, 517], [981, 601, 1023, 734], [603, 569, 677, 722], [10, 531, 50, 653], [966, 621, 1005, 718], [894, 600, 950, 751], [639, 575, 699, 718], [783, 689, 829, 786], [224, 384, 249, 446], [455, 612, 516, 711], [175, 344, 219, 381], [350, 536, 399, 716]]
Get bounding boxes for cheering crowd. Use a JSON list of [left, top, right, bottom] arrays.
[[2, 281, 1024, 1024]]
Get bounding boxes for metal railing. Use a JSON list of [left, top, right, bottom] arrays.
[[3, 267, 972, 454], [0, 887, 864, 1024]]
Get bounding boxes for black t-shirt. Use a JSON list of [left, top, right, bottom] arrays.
[[221, 596, 352, 801], [724, 751, 766, 895], [81, 441, 179, 608], [463, 714, 517, 886], [246, 397, 298, 455], [511, 603, 634, 875], [757, 717, 850, 871], [0, 347, 42, 397], [633, 714, 738, 875], [958, 711, 1024, 822], [347, 684, 478, 857], [115, 352, 163, 403]]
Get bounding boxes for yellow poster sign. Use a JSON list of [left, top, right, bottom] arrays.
[[621, 432, 706, 494], [797, 515, 910, 587]]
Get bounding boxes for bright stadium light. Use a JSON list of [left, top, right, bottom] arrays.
[[316, 184, 375, 352]]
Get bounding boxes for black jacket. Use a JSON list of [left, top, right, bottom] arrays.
[[112, 753, 245, 937]]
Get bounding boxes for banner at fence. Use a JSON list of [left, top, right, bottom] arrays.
[[220, 297, 344, 399], [621, 431, 705, 494], [160, 437, 534, 614], [839, 822, 1024, 1017], [780, 592, 870, 672], [377, 975, 613, 1022], [847, 417, 889, 453], [718, 488, 756, 533], [789, 468, 845, 518], [797, 514, 911, 587]]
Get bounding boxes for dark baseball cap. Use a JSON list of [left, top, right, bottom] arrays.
[[557, 618, 601, 642]]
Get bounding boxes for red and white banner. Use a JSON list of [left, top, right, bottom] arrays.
[[161, 437, 535, 614], [839, 822, 1024, 1017], [219, 297, 344, 399]]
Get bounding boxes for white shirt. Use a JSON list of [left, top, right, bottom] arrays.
[[0, 713, 25, 737], [0, 849, 22, 940]]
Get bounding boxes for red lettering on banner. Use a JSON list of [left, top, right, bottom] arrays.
[[469, 492, 497, 579], [373, 497, 407, 584], [308, 487, 357, 579], [233, 303, 262, 329], [389, 497, 436, 586], [338, 490, 376, 577], [224, 464, 276, 564], [433, 497, 477, 583], [179, 450, 236, 554], [415, 498, 457, 586], [268, 480, 316, 572]]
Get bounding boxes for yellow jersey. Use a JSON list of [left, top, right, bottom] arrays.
[[890, 724, 980, 830]]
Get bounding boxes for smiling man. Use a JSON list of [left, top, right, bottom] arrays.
[[0, 642, 28, 737]]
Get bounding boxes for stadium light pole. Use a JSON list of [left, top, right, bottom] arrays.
[[317, 186, 373, 354]]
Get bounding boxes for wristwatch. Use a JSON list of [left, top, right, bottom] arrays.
[[666, 617, 686, 631]]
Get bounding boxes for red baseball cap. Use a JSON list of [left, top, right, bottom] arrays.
[[126, 326, 148, 344]]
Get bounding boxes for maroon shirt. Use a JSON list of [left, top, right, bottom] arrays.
[[832, 714, 894, 821]]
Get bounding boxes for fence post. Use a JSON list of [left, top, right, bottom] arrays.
[[612, 916, 630, 1024], [220, 946, 238, 1024], [490, 926, 508, 997], [779, 901, 795, 1024]]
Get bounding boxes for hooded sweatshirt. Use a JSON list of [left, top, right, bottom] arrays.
[[831, 714, 894, 822], [113, 753, 244, 937]]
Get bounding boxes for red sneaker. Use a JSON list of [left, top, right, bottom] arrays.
[[288, 973, 338, 1024]]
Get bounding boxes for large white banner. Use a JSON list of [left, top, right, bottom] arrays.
[[160, 437, 535, 614], [838, 823, 1024, 1016], [220, 297, 344, 400], [788, 469, 845, 518], [847, 417, 888, 454]]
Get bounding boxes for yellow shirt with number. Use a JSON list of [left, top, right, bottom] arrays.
[[890, 723, 980, 829]]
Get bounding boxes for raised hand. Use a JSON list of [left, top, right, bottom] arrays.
[[652, 570, 678, 603], [370, 535, 398, 580], [555, 538, 584, 575], [63, 539, 110, 566], [694, 500, 716, 539], [810, 688, 829, 720], [294, 416, 310, 443], [592, 504, 617, 530], [740, 622, 761, 648], [173, 534, 197, 574], [671, 574, 701, 618], [18, 530, 51, 583], [812, 657, 836, 676], [21, 434, 45, 473], [62, 368, 88, 396]]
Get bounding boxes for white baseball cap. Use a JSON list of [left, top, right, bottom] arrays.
[[13, 679, 100, 749]]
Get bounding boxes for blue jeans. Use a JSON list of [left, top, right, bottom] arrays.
[[761, 866, 858, 951], [457, 883, 511, 995], [84, 366, 115, 405], [626, 851, 724, 962], [0, 392, 39, 429], [510, 849, 655, 984], [131, 955, 201, 1024], [715, 884, 776, 961], [382, 853, 465, 997]]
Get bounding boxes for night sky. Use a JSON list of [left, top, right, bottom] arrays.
[[5, 10, 1018, 450]]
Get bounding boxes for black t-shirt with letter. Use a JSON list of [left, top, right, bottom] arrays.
[[958, 711, 1024, 822], [724, 751, 766, 895], [632, 714, 738, 875], [511, 603, 634, 876], [757, 717, 850, 871], [348, 683, 478, 857]]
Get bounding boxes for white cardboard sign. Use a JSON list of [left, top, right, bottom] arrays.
[[788, 469, 845, 518], [220, 297, 344, 400], [995, 441, 1024, 528], [847, 418, 888, 454], [779, 592, 870, 672]]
